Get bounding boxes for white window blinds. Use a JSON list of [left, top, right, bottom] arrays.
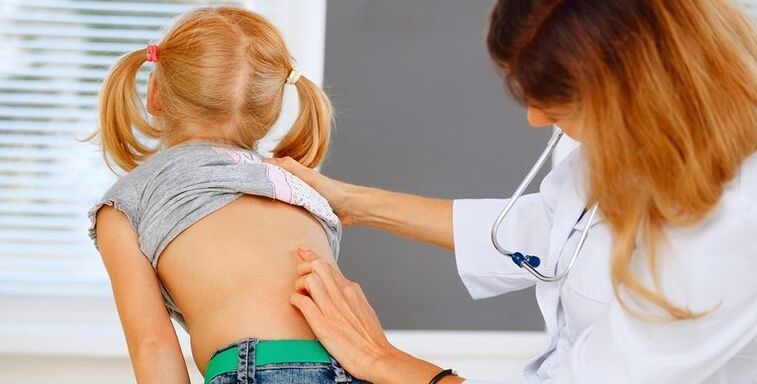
[[0, 0, 325, 295]]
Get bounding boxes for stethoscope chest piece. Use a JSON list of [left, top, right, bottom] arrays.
[[510, 252, 540, 268]]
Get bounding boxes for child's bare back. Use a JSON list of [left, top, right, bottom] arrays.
[[158, 193, 337, 374]]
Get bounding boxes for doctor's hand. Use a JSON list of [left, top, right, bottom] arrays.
[[267, 157, 455, 250], [265, 156, 360, 226], [291, 247, 465, 384]]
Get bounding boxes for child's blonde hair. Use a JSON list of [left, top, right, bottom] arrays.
[[86, 6, 332, 172]]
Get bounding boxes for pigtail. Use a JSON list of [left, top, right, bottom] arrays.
[[94, 48, 161, 173], [273, 75, 333, 168], [82, 8, 336, 172]]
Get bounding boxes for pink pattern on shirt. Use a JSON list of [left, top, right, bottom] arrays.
[[212, 147, 261, 164], [211, 146, 338, 226], [265, 164, 293, 204]]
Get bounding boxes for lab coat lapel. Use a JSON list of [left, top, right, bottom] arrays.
[[547, 155, 590, 276], [537, 153, 589, 338]]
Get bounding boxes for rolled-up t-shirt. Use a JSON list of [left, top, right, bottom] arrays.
[[87, 140, 342, 332]]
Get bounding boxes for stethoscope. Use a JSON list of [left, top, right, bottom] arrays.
[[491, 128, 599, 283]]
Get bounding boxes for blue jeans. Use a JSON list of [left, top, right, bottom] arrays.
[[205, 337, 372, 384]]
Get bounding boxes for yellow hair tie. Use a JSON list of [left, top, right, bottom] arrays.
[[286, 67, 302, 85]]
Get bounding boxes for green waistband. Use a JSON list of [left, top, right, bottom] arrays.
[[204, 339, 331, 384]]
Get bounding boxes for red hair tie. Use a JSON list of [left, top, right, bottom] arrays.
[[146, 43, 159, 63]]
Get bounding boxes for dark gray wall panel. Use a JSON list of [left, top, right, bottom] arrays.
[[323, 0, 550, 330]]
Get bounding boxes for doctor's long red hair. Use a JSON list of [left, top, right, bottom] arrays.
[[487, 0, 757, 319]]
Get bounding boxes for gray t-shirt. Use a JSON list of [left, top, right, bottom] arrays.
[[87, 141, 342, 333]]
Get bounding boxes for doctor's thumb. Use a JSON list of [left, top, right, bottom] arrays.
[[265, 156, 313, 181]]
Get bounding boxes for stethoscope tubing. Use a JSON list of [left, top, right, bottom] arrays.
[[490, 127, 599, 282]]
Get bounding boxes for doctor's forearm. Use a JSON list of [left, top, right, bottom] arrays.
[[368, 347, 465, 384], [346, 185, 454, 250]]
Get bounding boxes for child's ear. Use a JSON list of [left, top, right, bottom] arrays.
[[147, 71, 162, 116]]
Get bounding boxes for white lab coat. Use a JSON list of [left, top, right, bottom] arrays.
[[452, 147, 757, 384]]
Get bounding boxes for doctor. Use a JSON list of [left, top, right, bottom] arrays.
[[269, 1, 757, 383]]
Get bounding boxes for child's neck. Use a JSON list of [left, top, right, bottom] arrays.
[[163, 136, 256, 153]]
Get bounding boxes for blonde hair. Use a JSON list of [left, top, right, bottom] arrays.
[[488, 0, 757, 319], [83, 6, 332, 173]]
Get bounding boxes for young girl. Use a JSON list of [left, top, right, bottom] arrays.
[[84, 7, 367, 384]]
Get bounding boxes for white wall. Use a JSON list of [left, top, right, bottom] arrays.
[[0, 294, 545, 384], [0, 294, 545, 383], [0, 333, 546, 383]]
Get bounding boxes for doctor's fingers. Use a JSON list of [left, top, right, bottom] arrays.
[[294, 271, 341, 317], [293, 248, 352, 315], [266, 157, 357, 227], [295, 250, 366, 327], [267, 156, 316, 183], [294, 267, 388, 351], [289, 289, 380, 380], [290, 293, 327, 331], [266, 157, 330, 207], [296, 248, 350, 285], [297, 250, 384, 337], [293, 270, 377, 345], [297, 246, 383, 334]]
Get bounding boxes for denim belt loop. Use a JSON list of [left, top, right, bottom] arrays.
[[329, 356, 352, 383], [237, 337, 259, 384]]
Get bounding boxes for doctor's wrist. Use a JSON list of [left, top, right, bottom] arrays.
[[367, 347, 464, 384], [343, 183, 382, 227]]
